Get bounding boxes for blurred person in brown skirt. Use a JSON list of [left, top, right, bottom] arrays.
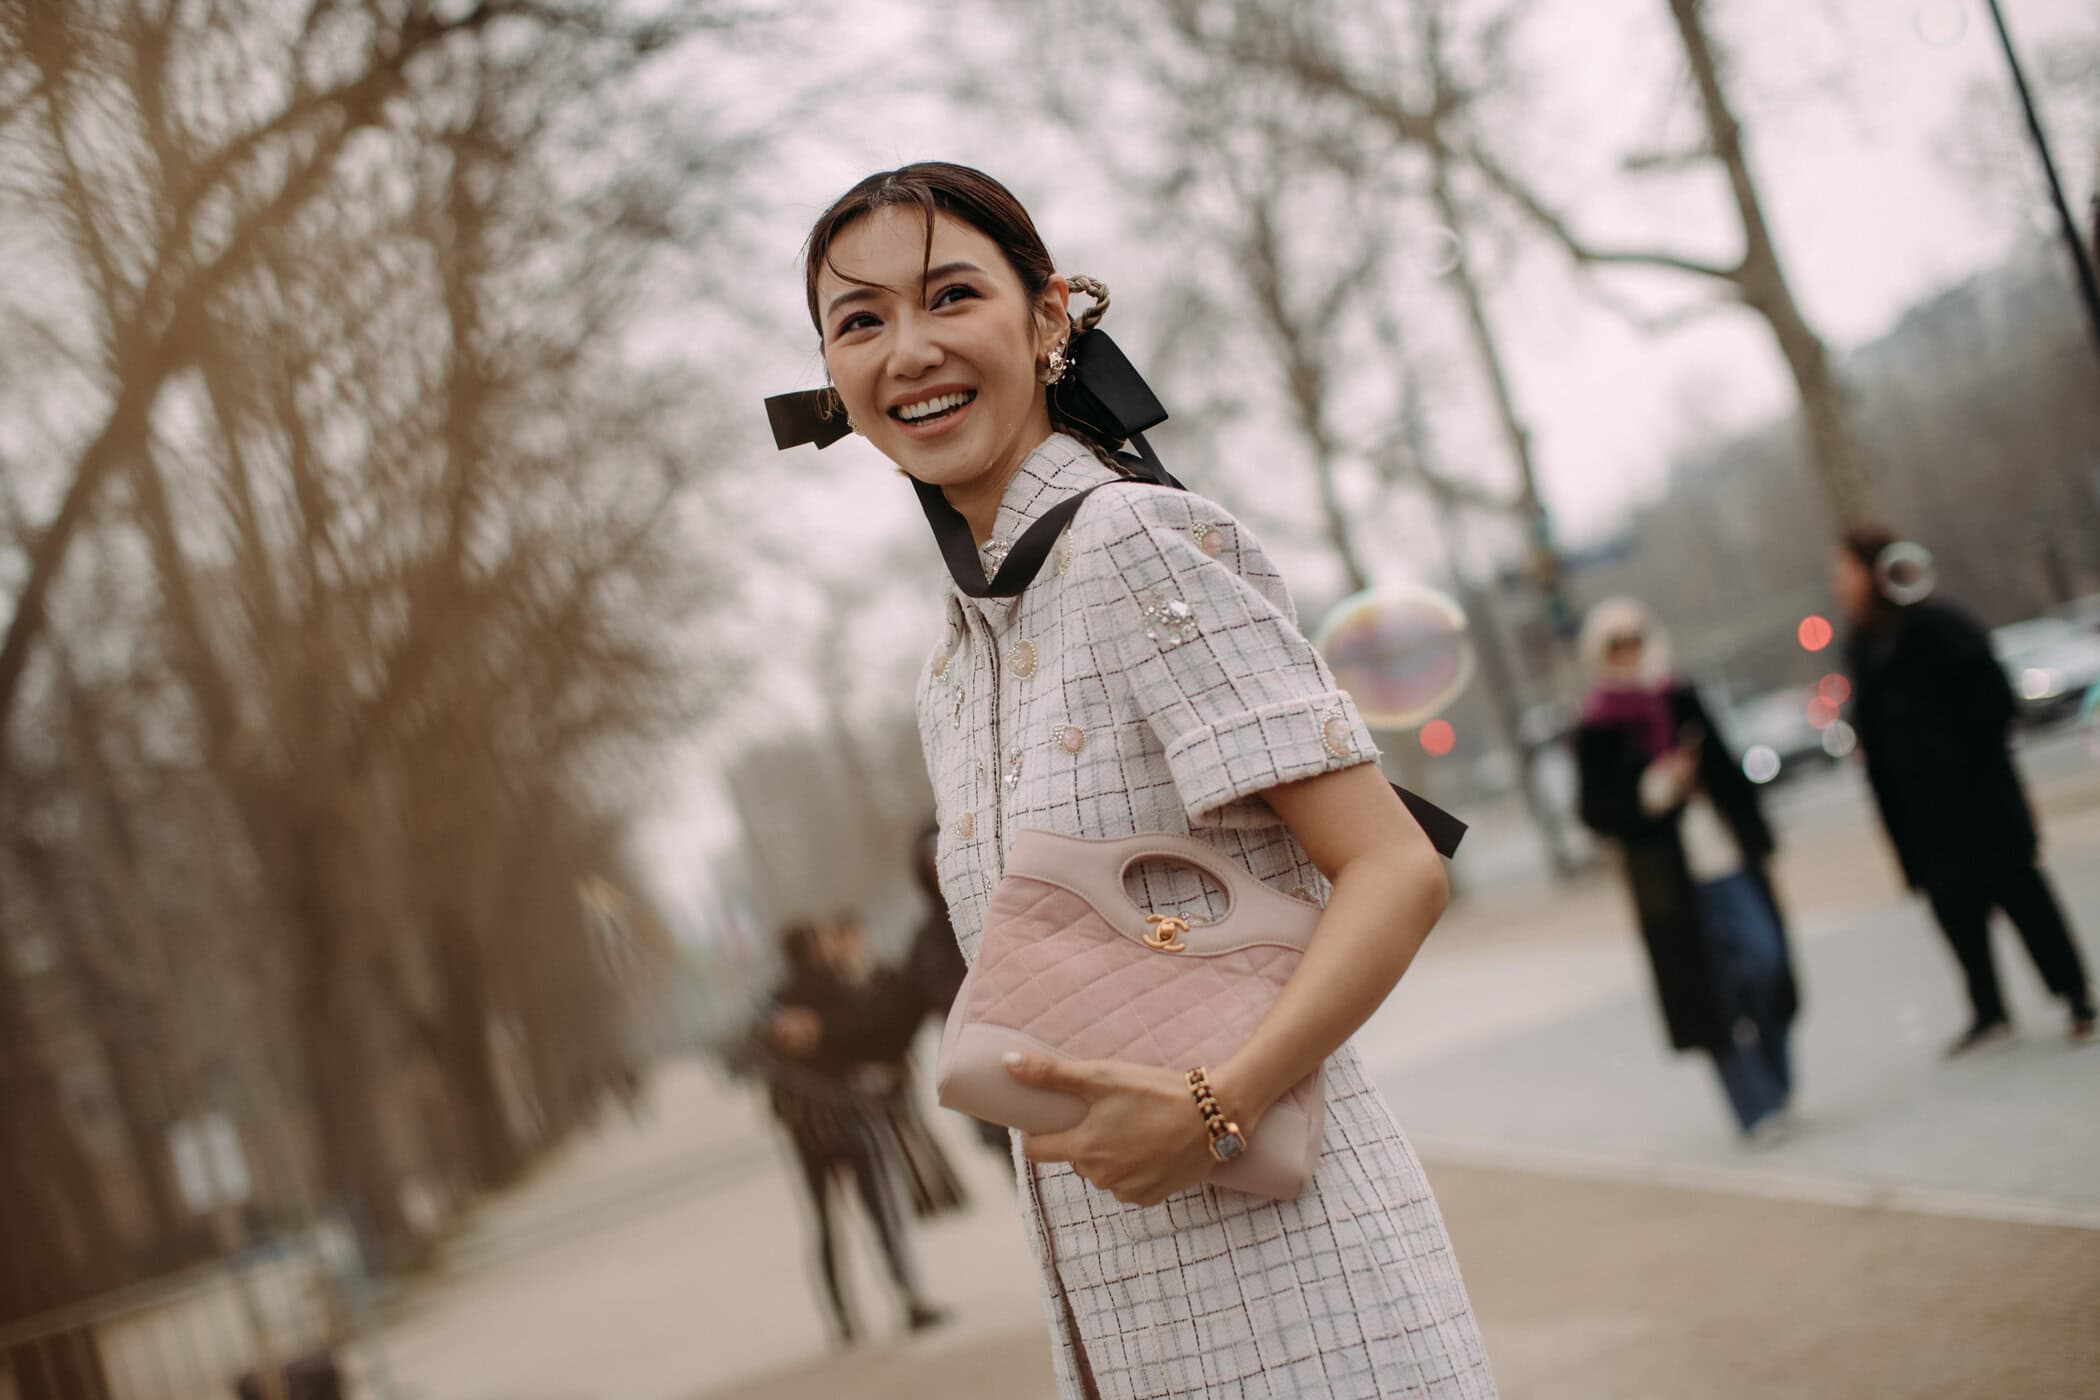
[[759, 919, 956, 1343], [1574, 599, 1801, 1142], [1835, 527, 2096, 1052]]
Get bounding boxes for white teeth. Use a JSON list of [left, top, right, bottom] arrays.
[[895, 390, 973, 422]]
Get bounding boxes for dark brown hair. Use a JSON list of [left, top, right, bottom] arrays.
[[802, 164, 1127, 466], [781, 920, 824, 970], [1839, 522, 1907, 627], [802, 162, 1056, 334], [1839, 523, 1901, 574]]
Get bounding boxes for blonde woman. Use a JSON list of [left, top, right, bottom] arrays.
[[1573, 599, 1799, 1141]]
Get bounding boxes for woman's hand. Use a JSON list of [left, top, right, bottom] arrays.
[[767, 1006, 823, 1057], [1640, 746, 1700, 813], [1006, 1055, 1241, 1206]]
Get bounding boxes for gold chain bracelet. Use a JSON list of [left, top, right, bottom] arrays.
[[1185, 1066, 1248, 1163]]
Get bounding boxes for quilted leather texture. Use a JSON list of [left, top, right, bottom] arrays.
[[956, 875, 1320, 1123]]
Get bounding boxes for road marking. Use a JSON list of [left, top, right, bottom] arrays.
[[1417, 1137, 2100, 1231]]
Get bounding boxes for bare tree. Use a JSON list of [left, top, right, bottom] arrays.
[[1113, 0, 1879, 529], [0, 0, 770, 1340]]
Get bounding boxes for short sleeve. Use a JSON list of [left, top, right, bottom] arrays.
[[1074, 485, 1380, 826]]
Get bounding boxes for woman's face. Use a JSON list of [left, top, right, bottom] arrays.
[[1831, 549, 1875, 621], [1602, 629, 1646, 681], [817, 208, 1064, 493]]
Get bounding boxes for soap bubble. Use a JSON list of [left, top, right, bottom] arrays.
[[1405, 225, 1464, 277], [1876, 541, 1936, 605], [1312, 584, 1475, 729]]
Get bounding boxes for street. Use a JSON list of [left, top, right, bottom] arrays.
[[361, 733, 2100, 1400]]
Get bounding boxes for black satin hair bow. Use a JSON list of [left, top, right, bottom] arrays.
[[761, 329, 1468, 859]]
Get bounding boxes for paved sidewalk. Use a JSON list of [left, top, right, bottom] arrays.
[[1368, 750, 2100, 1223]]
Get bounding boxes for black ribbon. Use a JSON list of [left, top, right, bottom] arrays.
[[761, 330, 1467, 858], [764, 385, 851, 450]]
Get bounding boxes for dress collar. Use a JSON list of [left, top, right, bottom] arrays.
[[952, 433, 1120, 622]]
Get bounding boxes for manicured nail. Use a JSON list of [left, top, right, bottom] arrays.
[[1002, 1052, 1024, 1066]]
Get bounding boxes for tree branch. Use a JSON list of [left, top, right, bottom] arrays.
[[1464, 141, 1742, 283]]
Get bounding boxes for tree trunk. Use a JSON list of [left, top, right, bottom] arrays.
[[430, 913, 525, 1190], [1421, 155, 1583, 876], [1667, 0, 1879, 526], [8, 1333, 115, 1400]]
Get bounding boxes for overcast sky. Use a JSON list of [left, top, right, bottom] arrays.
[[636, 0, 2099, 926]]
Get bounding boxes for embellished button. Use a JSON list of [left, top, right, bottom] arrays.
[[1054, 532, 1075, 575], [1057, 724, 1087, 754], [1321, 716, 1354, 758], [953, 812, 975, 841], [1193, 523, 1226, 556], [1010, 639, 1039, 679], [1004, 750, 1025, 789], [1137, 589, 1200, 651], [981, 538, 1011, 573], [931, 649, 951, 682]]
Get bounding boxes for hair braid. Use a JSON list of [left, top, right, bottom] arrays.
[[1051, 274, 1136, 477]]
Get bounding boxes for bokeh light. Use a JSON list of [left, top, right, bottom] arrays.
[[1818, 673, 1852, 705], [1798, 615, 1834, 652], [1743, 745, 1783, 785], [1806, 694, 1840, 730], [1312, 584, 1476, 729], [1420, 720, 1457, 756]]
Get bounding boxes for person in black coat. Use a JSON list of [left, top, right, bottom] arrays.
[[758, 920, 953, 1343], [1836, 528, 2096, 1052], [1574, 599, 1801, 1141]]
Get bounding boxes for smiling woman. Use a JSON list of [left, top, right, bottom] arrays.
[[806, 173, 1076, 541], [789, 163, 1497, 1400]]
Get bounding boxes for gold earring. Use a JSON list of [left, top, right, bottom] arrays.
[[1040, 342, 1070, 386]]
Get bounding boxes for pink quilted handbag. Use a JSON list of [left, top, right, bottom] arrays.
[[934, 829, 1325, 1201]]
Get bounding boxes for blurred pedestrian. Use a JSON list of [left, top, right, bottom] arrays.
[[1835, 528, 2096, 1051], [1574, 599, 1800, 1142], [757, 921, 952, 1344], [784, 162, 1494, 1399], [824, 912, 972, 1218]]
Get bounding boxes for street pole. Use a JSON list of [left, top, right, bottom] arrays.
[[1984, 0, 2100, 371]]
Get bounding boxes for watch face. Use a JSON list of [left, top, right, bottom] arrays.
[[1211, 1130, 1246, 1162]]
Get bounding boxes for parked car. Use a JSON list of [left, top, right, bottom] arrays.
[[1989, 617, 2100, 726], [1725, 686, 1847, 786], [2051, 593, 2100, 635]]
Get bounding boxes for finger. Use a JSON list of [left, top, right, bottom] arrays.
[[1002, 1052, 1108, 1099], [1021, 1131, 1080, 1165]]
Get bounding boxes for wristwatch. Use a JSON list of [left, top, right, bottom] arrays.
[[1185, 1067, 1247, 1163]]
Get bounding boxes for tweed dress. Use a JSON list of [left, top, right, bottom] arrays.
[[916, 433, 1497, 1400]]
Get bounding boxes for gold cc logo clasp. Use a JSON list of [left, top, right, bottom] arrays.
[[1142, 914, 1190, 952]]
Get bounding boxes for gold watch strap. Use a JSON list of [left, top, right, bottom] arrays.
[[1185, 1066, 1244, 1159]]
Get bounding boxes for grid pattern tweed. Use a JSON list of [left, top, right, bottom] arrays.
[[915, 434, 1497, 1399]]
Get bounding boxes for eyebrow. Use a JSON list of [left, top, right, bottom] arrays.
[[823, 261, 989, 322]]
